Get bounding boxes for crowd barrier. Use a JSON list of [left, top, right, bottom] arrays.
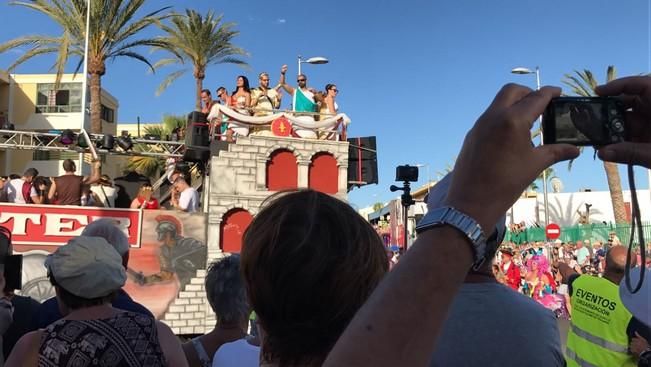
[[505, 222, 651, 245]]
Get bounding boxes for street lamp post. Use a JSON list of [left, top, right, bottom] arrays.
[[511, 66, 549, 226], [297, 55, 329, 76]]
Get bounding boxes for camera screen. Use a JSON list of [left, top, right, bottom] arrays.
[[553, 101, 608, 145]]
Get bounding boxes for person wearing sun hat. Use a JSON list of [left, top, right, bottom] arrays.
[[499, 246, 521, 291], [35, 219, 153, 329], [428, 172, 564, 367], [5, 236, 188, 367], [91, 174, 117, 208], [619, 268, 651, 367]]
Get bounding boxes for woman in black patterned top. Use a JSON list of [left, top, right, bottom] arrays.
[[6, 236, 188, 367]]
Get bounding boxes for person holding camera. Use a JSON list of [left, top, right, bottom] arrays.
[[322, 84, 580, 366], [323, 76, 651, 367]]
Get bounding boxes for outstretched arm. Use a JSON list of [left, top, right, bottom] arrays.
[[83, 160, 102, 185], [324, 84, 579, 367], [47, 179, 57, 202]]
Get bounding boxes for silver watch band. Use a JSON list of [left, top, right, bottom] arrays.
[[415, 206, 487, 270]]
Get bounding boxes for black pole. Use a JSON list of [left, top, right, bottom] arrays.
[[391, 181, 414, 251], [403, 202, 409, 249], [402, 182, 413, 250], [137, 116, 141, 138]]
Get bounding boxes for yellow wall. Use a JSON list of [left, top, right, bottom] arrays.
[[12, 82, 36, 127], [0, 83, 8, 115]]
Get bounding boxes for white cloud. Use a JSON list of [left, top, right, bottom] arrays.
[[275, 18, 287, 25]]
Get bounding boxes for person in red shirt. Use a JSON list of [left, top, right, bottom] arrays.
[[130, 183, 159, 209], [499, 248, 521, 291]]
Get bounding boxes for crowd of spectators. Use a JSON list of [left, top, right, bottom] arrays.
[[0, 160, 200, 213], [493, 239, 650, 313]]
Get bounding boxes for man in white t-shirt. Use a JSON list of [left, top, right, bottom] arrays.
[[575, 240, 591, 267], [3, 168, 41, 204], [171, 177, 199, 213]]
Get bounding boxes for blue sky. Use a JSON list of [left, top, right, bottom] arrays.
[[1, 0, 650, 209]]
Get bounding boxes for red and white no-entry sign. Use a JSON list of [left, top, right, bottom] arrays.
[[545, 223, 561, 240]]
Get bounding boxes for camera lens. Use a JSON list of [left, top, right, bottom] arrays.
[[611, 119, 624, 133]]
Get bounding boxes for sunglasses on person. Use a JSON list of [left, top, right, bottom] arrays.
[[331, 88, 339, 93], [297, 79, 306, 82]]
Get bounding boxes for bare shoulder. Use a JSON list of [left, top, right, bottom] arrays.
[[155, 321, 189, 367], [6, 329, 42, 366]]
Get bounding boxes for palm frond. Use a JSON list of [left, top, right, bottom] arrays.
[[52, 31, 72, 88], [6, 46, 59, 71], [152, 57, 183, 70], [562, 73, 594, 97], [153, 7, 249, 95], [156, 69, 187, 96], [109, 51, 155, 72]]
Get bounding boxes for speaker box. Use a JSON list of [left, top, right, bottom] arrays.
[[347, 136, 378, 187], [187, 111, 208, 124], [183, 121, 210, 163]]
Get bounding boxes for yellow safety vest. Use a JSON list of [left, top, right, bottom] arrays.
[[566, 275, 635, 367]]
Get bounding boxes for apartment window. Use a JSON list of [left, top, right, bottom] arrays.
[[36, 83, 82, 113], [101, 104, 115, 123]]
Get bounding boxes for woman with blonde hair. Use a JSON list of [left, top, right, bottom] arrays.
[[130, 182, 160, 209]]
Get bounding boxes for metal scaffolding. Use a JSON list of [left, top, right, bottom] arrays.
[[0, 129, 185, 158]]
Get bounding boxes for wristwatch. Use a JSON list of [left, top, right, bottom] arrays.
[[415, 206, 487, 270]]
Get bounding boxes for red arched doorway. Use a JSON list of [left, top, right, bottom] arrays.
[[309, 153, 338, 194], [220, 209, 253, 253], [266, 149, 298, 190]]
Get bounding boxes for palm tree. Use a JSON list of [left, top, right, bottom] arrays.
[[529, 167, 555, 192], [0, 0, 172, 133], [562, 66, 627, 223], [126, 114, 183, 177], [153, 9, 248, 110]]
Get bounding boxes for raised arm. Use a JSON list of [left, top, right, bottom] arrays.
[[83, 160, 102, 185], [279, 64, 294, 95], [47, 179, 57, 202], [324, 84, 580, 367]]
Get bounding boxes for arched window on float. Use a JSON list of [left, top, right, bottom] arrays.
[[308, 152, 338, 194], [220, 208, 253, 253], [266, 149, 298, 190]]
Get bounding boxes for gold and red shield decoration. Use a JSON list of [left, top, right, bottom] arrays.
[[272, 117, 291, 136]]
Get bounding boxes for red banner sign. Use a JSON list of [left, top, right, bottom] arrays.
[[0, 203, 142, 247]]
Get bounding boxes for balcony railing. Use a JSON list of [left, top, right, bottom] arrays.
[[35, 104, 82, 113]]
